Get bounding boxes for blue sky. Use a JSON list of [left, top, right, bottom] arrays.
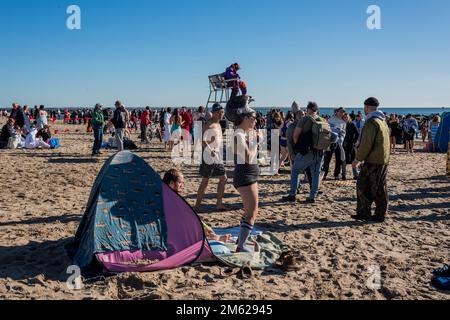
[[1, 0, 449, 108]]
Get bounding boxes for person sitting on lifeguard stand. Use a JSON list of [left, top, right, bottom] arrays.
[[225, 63, 248, 98]]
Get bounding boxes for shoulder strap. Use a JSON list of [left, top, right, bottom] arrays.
[[307, 115, 319, 123]]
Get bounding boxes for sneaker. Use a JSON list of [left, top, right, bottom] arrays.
[[305, 198, 315, 204], [281, 195, 297, 202]]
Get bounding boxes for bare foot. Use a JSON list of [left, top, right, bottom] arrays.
[[219, 234, 232, 242]]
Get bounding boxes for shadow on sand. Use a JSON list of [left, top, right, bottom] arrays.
[[0, 214, 81, 227], [0, 238, 75, 282]]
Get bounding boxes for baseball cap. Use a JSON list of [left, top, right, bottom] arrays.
[[306, 102, 319, 112]]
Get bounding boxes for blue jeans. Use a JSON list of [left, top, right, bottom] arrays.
[[289, 152, 324, 198], [350, 166, 360, 179], [93, 126, 103, 153]]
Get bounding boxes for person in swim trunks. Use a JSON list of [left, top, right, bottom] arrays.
[[194, 103, 229, 212]]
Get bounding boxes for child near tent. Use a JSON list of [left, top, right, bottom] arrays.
[[162, 169, 232, 243]]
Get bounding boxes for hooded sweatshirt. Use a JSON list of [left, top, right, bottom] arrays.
[[328, 115, 347, 163], [356, 110, 390, 165]]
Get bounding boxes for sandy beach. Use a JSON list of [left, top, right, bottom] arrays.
[[0, 120, 449, 300]]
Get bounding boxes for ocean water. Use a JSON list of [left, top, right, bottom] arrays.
[[21, 106, 448, 117], [254, 107, 449, 116]]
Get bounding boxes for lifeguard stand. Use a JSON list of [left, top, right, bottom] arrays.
[[206, 73, 238, 111]]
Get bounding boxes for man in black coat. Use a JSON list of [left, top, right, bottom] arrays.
[[111, 101, 128, 151], [0, 118, 16, 148], [10, 103, 25, 130]]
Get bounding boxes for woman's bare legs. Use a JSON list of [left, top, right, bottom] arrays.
[[390, 136, 396, 154], [280, 146, 289, 168], [238, 183, 259, 225], [236, 183, 259, 252]]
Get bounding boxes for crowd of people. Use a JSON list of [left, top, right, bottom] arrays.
[[1, 94, 443, 253], [0, 103, 54, 149]]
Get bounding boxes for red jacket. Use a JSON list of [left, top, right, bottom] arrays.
[[140, 111, 151, 126], [181, 112, 192, 132]]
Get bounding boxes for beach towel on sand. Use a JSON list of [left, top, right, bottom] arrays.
[[210, 227, 289, 270]]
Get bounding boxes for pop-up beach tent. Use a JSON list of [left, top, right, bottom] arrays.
[[66, 151, 286, 274], [435, 112, 450, 153], [66, 151, 212, 273]]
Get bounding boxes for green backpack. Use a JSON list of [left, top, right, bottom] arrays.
[[309, 116, 332, 151]]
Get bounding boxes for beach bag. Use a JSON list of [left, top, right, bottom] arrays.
[[49, 138, 60, 149], [310, 116, 332, 151], [7, 134, 22, 149], [123, 138, 138, 150]]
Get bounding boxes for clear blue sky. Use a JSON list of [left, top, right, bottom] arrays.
[[1, 0, 449, 108]]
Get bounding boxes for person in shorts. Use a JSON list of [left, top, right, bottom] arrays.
[[194, 103, 229, 212]]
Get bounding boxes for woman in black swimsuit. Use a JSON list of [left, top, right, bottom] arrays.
[[388, 114, 400, 154], [233, 109, 259, 253]]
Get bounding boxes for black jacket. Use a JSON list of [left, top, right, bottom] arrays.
[[0, 124, 15, 143], [343, 122, 359, 164], [15, 108, 25, 128], [112, 107, 126, 129], [344, 122, 359, 148]]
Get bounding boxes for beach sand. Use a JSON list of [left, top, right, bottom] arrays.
[[0, 120, 449, 300]]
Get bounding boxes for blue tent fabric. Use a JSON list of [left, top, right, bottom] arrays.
[[435, 112, 450, 153], [73, 152, 167, 268]]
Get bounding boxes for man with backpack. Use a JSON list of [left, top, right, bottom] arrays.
[[282, 102, 332, 203], [112, 100, 127, 152]]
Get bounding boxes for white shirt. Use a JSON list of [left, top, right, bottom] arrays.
[[164, 113, 171, 126], [25, 129, 39, 149]]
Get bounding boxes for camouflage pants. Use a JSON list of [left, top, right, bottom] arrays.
[[356, 163, 389, 218]]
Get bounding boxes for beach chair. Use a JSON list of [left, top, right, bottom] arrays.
[[206, 73, 239, 111]]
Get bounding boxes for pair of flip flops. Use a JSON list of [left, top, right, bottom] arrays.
[[275, 251, 301, 272], [222, 262, 253, 280]]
